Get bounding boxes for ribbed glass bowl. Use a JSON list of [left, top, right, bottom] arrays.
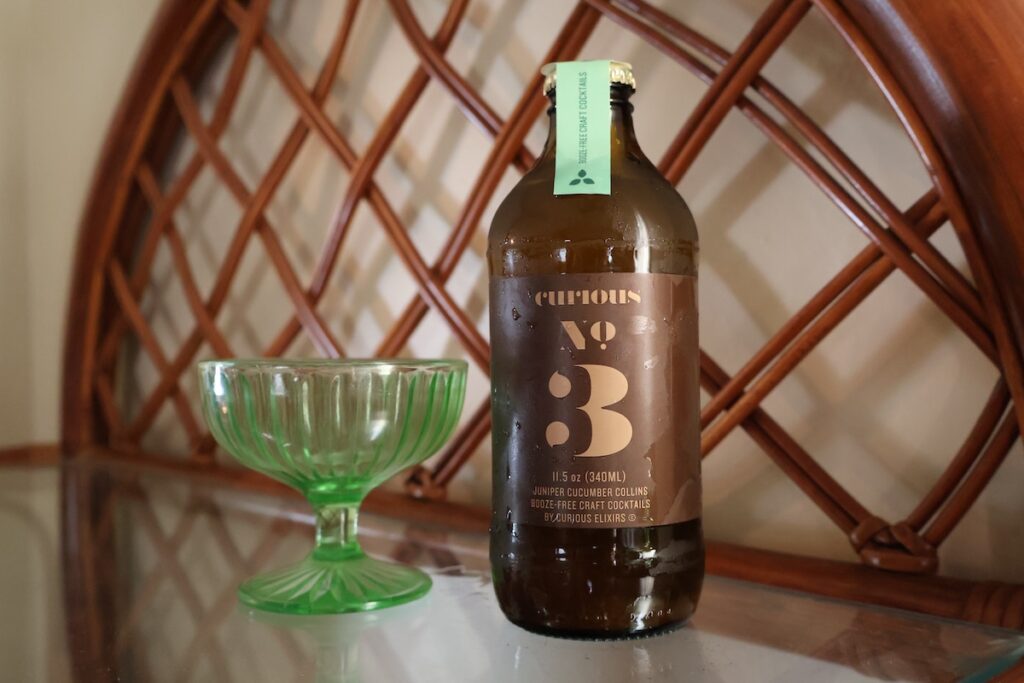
[[198, 359, 467, 615]]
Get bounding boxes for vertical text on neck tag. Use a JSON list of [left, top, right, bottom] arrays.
[[554, 60, 611, 196]]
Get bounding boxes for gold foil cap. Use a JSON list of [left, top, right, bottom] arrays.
[[541, 60, 636, 94]]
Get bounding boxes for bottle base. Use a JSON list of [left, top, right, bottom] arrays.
[[503, 615, 691, 641]]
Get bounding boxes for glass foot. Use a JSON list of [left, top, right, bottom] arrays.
[[238, 552, 432, 615]]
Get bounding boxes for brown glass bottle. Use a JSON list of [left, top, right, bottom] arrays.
[[488, 63, 704, 638]]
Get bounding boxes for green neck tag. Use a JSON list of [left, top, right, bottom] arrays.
[[554, 60, 611, 196]]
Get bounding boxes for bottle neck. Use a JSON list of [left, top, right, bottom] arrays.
[[540, 85, 643, 162]]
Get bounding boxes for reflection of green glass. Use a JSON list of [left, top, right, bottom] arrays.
[[198, 359, 467, 614]]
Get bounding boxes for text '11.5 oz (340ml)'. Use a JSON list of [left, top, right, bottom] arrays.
[[488, 60, 705, 638]]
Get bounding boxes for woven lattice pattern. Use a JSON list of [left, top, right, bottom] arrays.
[[77, 0, 1023, 579]]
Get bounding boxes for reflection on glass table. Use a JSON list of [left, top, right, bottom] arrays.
[[10, 460, 1023, 681]]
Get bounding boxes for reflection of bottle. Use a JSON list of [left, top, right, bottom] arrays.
[[488, 60, 704, 637]]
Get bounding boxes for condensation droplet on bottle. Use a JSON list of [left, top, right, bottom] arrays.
[[511, 307, 521, 320], [514, 421, 522, 431]]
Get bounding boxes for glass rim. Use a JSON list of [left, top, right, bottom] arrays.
[[197, 358, 468, 373]]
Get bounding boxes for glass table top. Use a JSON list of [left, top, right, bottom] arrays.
[[3, 460, 1023, 682]]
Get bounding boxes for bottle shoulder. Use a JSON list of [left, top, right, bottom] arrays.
[[489, 156, 698, 248]]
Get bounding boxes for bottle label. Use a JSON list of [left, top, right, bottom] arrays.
[[491, 272, 701, 529], [554, 60, 611, 196]]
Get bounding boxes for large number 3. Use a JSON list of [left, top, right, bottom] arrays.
[[546, 365, 632, 457]]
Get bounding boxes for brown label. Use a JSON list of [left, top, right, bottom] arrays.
[[490, 273, 700, 529]]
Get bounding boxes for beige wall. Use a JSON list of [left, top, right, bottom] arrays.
[[0, 1, 33, 447], [27, 0, 166, 443], [0, 0, 163, 446], [0, 0, 1021, 592]]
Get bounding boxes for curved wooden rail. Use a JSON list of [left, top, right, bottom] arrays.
[[840, 0, 1024, 433], [59, 5, 1024, 672]]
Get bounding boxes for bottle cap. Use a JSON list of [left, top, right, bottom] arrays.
[[541, 60, 635, 94]]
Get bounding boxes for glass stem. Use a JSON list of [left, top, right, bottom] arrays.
[[313, 502, 363, 560]]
